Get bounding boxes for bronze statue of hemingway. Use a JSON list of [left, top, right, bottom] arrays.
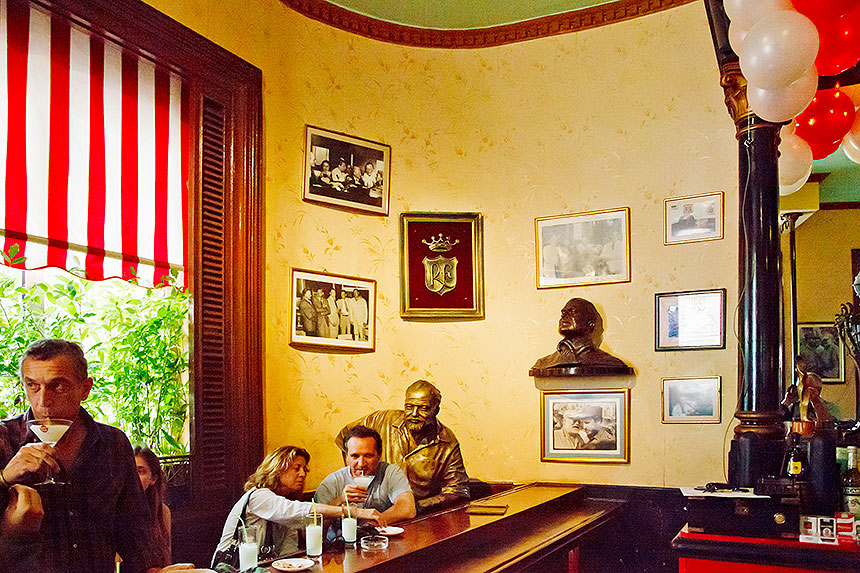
[[335, 380, 470, 514]]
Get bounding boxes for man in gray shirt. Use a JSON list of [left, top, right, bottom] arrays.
[[315, 425, 415, 525]]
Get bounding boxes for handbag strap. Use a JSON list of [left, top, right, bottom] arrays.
[[238, 488, 277, 555]]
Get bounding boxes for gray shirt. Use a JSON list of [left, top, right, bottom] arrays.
[[314, 462, 411, 513]]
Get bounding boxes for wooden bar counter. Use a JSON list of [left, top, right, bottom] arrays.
[[266, 482, 623, 573]]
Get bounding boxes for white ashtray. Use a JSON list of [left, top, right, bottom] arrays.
[[360, 534, 389, 551]]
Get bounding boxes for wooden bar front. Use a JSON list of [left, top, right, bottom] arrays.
[[267, 483, 623, 572]]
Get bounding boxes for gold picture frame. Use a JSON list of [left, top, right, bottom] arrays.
[[535, 207, 630, 289], [541, 389, 630, 463], [399, 212, 485, 320], [663, 191, 724, 245], [661, 376, 721, 424]]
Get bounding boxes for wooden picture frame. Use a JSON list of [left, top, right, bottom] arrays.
[[541, 389, 629, 463], [655, 289, 726, 351], [664, 191, 724, 245], [797, 322, 845, 383], [535, 207, 630, 289], [290, 268, 376, 352], [399, 212, 484, 320], [662, 376, 721, 423], [303, 126, 390, 216]]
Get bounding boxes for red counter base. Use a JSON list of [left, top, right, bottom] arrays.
[[673, 525, 860, 573]]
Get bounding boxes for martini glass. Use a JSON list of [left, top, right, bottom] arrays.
[[29, 418, 73, 485]]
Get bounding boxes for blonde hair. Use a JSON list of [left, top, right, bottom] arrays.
[[244, 446, 310, 493]]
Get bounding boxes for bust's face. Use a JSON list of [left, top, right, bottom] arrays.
[[558, 300, 592, 338]]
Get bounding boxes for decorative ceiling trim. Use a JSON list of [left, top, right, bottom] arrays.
[[282, 0, 698, 49]]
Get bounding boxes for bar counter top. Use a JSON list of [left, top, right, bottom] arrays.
[[266, 482, 623, 573]]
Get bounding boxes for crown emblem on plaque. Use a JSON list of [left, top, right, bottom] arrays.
[[421, 234, 459, 253]]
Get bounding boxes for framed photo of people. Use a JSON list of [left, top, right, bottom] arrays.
[[303, 125, 391, 216], [399, 212, 485, 320], [290, 268, 376, 352], [796, 322, 844, 383], [541, 389, 629, 463], [661, 376, 721, 423], [535, 207, 630, 289], [655, 288, 726, 351], [664, 191, 724, 245]]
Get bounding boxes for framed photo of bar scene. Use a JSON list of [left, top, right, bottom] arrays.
[[290, 268, 376, 352], [661, 376, 721, 423], [400, 212, 485, 319], [535, 207, 630, 289], [303, 125, 390, 215], [663, 191, 723, 245], [796, 322, 844, 383], [541, 390, 629, 463], [655, 288, 726, 351]]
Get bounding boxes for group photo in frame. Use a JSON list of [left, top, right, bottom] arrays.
[[535, 207, 630, 289], [541, 390, 629, 463], [796, 322, 844, 383], [303, 125, 391, 216], [655, 288, 726, 351], [399, 212, 485, 320], [663, 191, 724, 245], [290, 268, 376, 352], [662, 376, 721, 423]]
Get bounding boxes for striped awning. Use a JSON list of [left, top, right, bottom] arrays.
[[0, 0, 188, 288]]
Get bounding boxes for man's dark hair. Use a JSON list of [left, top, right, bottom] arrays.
[[343, 424, 382, 454], [18, 338, 88, 380]]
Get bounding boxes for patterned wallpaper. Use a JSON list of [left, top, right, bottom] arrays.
[[146, 0, 744, 488]]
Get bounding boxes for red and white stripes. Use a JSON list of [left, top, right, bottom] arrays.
[[0, 0, 188, 288]]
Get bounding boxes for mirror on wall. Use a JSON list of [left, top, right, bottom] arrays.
[[781, 207, 860, 421]]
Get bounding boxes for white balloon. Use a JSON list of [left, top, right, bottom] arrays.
[[747, 65, 818, 123], [843, 137, 860, 164], [779, 164, 811, 196], [740, 11, 819, 90], [844, 108, 860, 149], [781, 122, 796, 137], [724, 0, 793, 30], [778, 133, 813, 188], [728, 23, 748, 53]]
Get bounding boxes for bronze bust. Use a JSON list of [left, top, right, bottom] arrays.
[[530, 298, 633, 376]]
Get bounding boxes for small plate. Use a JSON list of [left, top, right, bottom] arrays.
[[377, 526, 404, 536], [272, 558, 315, 571]]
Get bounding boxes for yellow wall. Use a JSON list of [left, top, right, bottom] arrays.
[[782, 209, 860, 418], [145, 0, 744, 488]]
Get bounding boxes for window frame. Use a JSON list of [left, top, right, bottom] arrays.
[[31, 0, 264, 559]]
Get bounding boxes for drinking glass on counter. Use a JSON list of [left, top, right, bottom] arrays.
[[238, 524, 258, 571], [342, 505, 358, 544], [306, 512, 323, 557]]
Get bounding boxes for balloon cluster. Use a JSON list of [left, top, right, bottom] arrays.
[[726, 0, 860, 195]]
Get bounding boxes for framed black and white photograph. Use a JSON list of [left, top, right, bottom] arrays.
[[797, 322, 844, 383], [290, 268, 375, 352], [662, 376, 721, 423], [303, 126, 390, 216], [664, 191, 723, 245], [655, 289, 726, 351], [535, 207, 630, 289], [541, 390, 629, 463]]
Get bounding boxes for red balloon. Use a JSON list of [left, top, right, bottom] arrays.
[[794, 88, 857, 145], [807, 138, 841, 160], [792, 0, 857, 22], [815, 6, 860, 76]]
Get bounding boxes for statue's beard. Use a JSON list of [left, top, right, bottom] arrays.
[[407, 419, 431, 433]]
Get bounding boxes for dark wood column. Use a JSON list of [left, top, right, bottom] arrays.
[[704, 0, 785, 485]]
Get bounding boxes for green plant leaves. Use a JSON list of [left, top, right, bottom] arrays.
[[0, 269, 190, 455]]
